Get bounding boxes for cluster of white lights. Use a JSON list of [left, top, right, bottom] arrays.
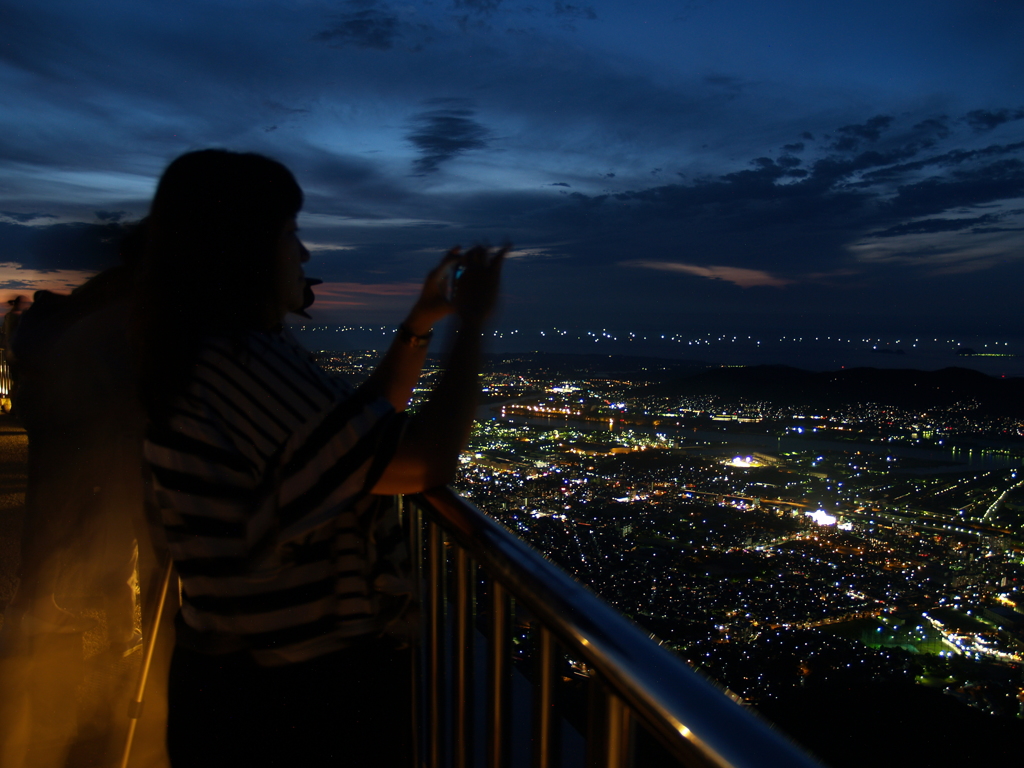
[[296, 324, 1015, 352]]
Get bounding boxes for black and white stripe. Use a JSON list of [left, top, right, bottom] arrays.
[[145, 330, 405, 665]]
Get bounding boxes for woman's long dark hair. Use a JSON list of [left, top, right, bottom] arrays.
[[134, 149, 303, 419]]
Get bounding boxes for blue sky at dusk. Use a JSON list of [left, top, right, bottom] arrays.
[[1, 0, 1023, 348]]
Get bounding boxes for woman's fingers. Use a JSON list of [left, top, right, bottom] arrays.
[[451, 243, 509, 320], [411, 243, 509, 325], [438, 246, 462, 269]]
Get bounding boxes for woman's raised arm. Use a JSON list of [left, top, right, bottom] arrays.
[[371, 244, 506, 494], [357, 249, 461, 412]]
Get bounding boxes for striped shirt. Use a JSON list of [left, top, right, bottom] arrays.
[[144, 329, 407, 665]]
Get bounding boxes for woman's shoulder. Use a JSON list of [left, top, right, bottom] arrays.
[[194, 328, 348, 411], [199, 328, 318, 369]]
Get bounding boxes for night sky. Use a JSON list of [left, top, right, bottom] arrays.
[[2, 0, 1023, 355]]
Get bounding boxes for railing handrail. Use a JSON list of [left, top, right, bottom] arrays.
[[415, 487, 822, 768]]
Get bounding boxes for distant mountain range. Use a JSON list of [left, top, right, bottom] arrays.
[[644, 365, 1024, 416], [483, 352, 707, 379], [478, 351, 1024, 415]]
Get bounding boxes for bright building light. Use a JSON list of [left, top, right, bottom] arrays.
[[806, 510, 837, 526]]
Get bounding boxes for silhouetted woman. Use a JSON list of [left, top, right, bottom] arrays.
[[135, 149, 504, 767]]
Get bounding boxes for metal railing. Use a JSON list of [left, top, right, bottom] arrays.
[[406, 487, 822, 768], [0, 347, 11, 399]]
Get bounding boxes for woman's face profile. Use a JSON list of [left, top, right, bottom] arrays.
[[275, 217, 309, 319]]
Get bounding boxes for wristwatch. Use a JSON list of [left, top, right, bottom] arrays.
[[397, 323, 433, 348]]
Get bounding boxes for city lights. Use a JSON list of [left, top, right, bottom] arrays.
[[315, 347, 1024, 724]]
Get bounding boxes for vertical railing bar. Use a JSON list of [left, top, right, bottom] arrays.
[[623, 703, 635, 768], [427, 519, 444, 768], [531, 626, 557, 768], [585, 675, 601, 768], [488, 579, 508, 768], [607, 693, 631, 768], [454, 546, 471, 768], [415, 490, 824, 768], [407, 497, 424, 768], [585, 688, 630, 768], [469, 557, 479, 767], [586, 681, 629, 768]]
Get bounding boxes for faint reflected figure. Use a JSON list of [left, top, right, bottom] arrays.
[[0, 230, 174, 768], [2, 294, 27, 344], [1, 294, 28, 411], [12, 268, 139, 642], [136, 149, 504, 767]]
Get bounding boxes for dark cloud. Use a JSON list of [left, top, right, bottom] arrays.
[[830, 115, 894, 152], [971, 226, 1024, 234], [0, 1, 1022, 337], [601, 174, 873, 273], [263, 101, 310, 116], [912, 116, 951, 140], [0, 220, 129, 272], [871, 213, 1005, 238], [407, 99, 490, 174], [808, 144, 923, 189], [704, 73, 745, 98], [95, 210, 128, 222], [886, 159, 1024, 218], [859, 140, 1024, 183], [314, 10, 400, 50], [453, 0, 503, 13], [274, 145, 424, 222], [0, 3, 73, 80], [287, 148, 382, 192], [495, 109, 1024, 295], [0, 211, 57, 223], [725, 156, 800, 184], [551, 2, 597, 20], [964, 108, 1024, 133], [671, 0, 715, 23], [271, 108, 1024, 313]]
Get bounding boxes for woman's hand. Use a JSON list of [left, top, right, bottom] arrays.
[[403, 248, 462, 335], [374, 243, 510, 494], [404, 244, 509, 333], [450, 244, 508, 324]]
